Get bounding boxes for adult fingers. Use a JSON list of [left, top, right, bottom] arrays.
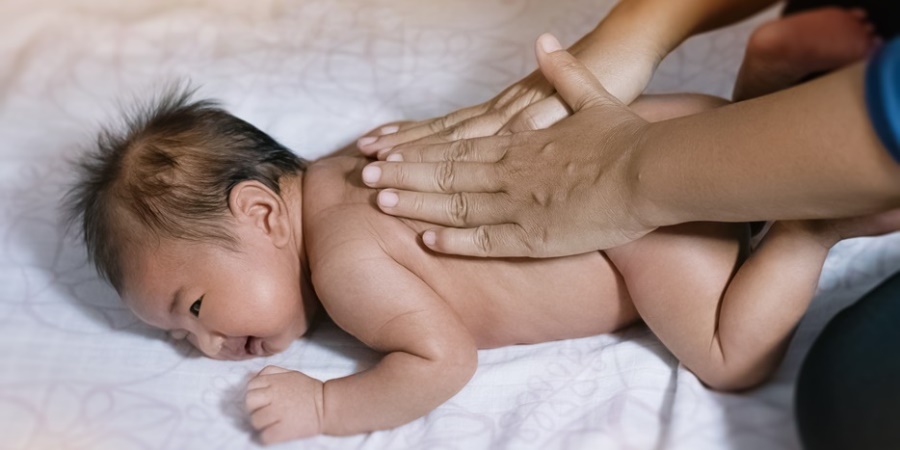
[[358, 104, 489, 154], [392, 113, 507, 151], [380, 136, 509, 163], [374, 190, 511, 228], [534, 33, 618, 111], [501, 94, 570, 133], [356, 121, 421, 156], [362, 160, 503, 193], [421, 224, 535, 258]]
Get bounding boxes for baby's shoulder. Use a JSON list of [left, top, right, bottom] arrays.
[[302, 155, 379, 224], [303, 155, 412, 256]]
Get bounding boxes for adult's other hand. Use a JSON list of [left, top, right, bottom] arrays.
[[360, 34, 656, 257], [356, 2, 666, 160]]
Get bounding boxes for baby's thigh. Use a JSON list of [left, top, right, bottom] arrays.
[[605, 222, 750, 327]]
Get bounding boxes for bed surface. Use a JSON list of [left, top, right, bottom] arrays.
[[2, 1, 899, 449]]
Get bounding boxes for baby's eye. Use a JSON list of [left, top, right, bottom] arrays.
[[190, 297, 203, 317]]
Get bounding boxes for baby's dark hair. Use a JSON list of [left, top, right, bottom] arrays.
[[64, 86, 308, 292]]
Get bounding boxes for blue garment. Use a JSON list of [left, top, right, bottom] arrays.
[[866, 38, 900, 163]]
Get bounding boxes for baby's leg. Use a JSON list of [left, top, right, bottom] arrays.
[[607, 90, 899, 391], [733, 7, 880, 101], [608, 211, 900, 391]]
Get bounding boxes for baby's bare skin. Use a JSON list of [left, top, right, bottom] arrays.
[[304, 154, 639, 349], [112, 7, 900, 445]]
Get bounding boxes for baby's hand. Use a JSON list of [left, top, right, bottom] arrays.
[[245, 365, 325, 445]]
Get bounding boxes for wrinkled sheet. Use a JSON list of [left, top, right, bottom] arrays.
[[2, 1, 898, 449]]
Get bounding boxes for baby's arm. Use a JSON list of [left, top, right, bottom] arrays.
[[246, 247, 477, 444]]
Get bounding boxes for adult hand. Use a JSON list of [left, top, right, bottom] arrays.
[[357, 23, 660, 159], [360, 34, 657, 257], [357, 71, 567, 160]]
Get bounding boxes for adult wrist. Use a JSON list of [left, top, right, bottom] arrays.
[[625, 121, 676, 230], [567, 3, 667, 103]]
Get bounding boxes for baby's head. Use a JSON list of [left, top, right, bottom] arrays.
[[66, 87, 316, 360]]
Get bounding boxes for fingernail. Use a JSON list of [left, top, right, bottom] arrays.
[[358, 136, 378, 148], [379, 125, 399, 135], [378, 190, 399, 208], [386, 153, 403, 162], [422, 231, 436, 246], [362, 165, 381, 184], [539, 33, 562, 53], [376, 147, 394, 159]]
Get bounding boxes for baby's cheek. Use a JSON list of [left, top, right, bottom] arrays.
[[259, 292, 305, 327]]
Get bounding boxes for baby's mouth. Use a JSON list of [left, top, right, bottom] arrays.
[[245, 337, 265, 357]]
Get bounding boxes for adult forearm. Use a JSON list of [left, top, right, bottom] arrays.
[[574, 0, 780, 68], [569, 0, 779, 103], [635, 62, 900, 225]]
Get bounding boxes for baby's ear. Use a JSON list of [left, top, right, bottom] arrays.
[[228, 180, 291, 247]]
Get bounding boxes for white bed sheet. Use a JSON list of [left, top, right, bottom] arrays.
[[2, 1, 899, 449]]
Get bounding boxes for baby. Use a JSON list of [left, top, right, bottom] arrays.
[[65, 7, 889, 446]]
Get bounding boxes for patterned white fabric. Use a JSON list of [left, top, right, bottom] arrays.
[[2, 1, 897, 449]]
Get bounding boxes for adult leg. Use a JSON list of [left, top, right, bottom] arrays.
[[796, 270, 900, 449]]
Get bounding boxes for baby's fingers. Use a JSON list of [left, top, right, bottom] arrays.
[[245, 387, 271, 414], [259, 420, 295, 446], [249, 404, 281, 431], [258, 365, 291, 376]]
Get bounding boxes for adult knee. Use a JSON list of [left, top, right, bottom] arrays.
[[795, 272, 900, 450]]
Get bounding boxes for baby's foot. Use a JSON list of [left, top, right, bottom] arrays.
[[733, 7, 880, 101]]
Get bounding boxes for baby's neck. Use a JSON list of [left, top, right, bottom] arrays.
[[281, 173, 317, 307]]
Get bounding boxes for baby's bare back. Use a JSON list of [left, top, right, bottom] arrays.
[[304, 155, 639, 349]]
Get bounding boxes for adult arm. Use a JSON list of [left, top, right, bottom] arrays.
[[358, 0, 779, 156], [360, 35, 900, 257], [635, 60, 900, 227]]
